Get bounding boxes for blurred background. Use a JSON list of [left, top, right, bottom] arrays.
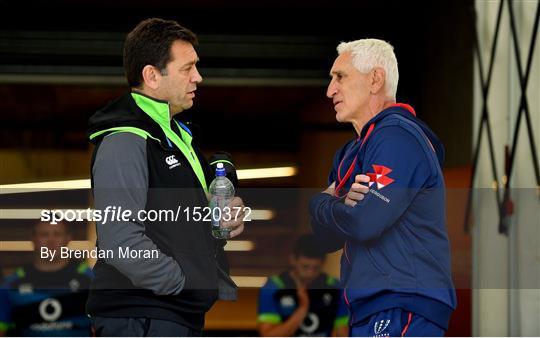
[[0, 0, 538, 336]]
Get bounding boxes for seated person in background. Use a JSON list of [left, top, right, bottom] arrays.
[[257, 234, 349, 337], [0, 221, 93, 336]]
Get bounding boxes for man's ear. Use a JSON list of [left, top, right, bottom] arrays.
[[370, 67, 386, 95], [141, 65, 161, 90]]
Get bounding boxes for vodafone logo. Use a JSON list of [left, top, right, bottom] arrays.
[[39, 298, 62, 322], [300, 312, 320, 334], [367, 165, 394, 190]]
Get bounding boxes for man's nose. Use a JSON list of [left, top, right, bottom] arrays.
[[327, 81, 337, 98], [192, 66, 202, 83]]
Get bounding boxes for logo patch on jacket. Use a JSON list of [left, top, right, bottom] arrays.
[[367, 165, 394, 190], [165, 155, 180, 169], [373, 319, 391, 337]]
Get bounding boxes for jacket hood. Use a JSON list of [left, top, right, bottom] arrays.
[[87, 92, 167, 145], [360, 103, 445, 166]]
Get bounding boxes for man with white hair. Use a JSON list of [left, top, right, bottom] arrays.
[[309, 39, 456, 336]]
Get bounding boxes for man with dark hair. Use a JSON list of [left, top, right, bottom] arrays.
[[0, 221, 93, 336], [257, 234, 349, 337], [123, 18, 198, 89], [86, 18, 245, 336]]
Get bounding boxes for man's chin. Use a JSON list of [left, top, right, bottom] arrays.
[[170, 103, 193, 115], [182, 100, 194, 110], [335, 111, 346, 122]]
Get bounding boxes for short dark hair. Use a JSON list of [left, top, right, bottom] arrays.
[[293, 234, 326, 260], [123, 18, 198, 88]]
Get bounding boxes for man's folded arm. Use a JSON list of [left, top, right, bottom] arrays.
[[310, 126, 430, 242]]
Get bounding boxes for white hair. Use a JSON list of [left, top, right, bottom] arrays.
[[337, 39, 399, 99]]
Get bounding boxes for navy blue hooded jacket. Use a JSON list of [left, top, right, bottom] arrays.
[[309, 104, 456, 330]]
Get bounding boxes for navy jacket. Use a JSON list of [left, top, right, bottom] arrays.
[[309, 104, 456, 330]]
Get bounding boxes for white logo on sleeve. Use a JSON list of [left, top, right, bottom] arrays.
[[165, 155, 180, 169], [373, 319, 390, 337], [280, 295, 295, 308], [18, 283, 33, 294]]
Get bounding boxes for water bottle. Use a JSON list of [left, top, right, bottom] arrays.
[[209, 163, 235, 239]]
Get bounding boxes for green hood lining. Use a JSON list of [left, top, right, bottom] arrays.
[[89, 92, 208, 193]]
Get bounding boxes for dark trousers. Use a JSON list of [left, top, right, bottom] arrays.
[[92, 316, 202, 337]]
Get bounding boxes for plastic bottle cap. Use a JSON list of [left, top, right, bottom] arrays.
[[215, 162, 226, 177]]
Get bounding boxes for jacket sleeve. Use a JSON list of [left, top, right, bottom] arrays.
[[257, 279, 283, 324], [309, 125, 433, 243], [310, 146, 349, 252], [92, 132, 185, 295]]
